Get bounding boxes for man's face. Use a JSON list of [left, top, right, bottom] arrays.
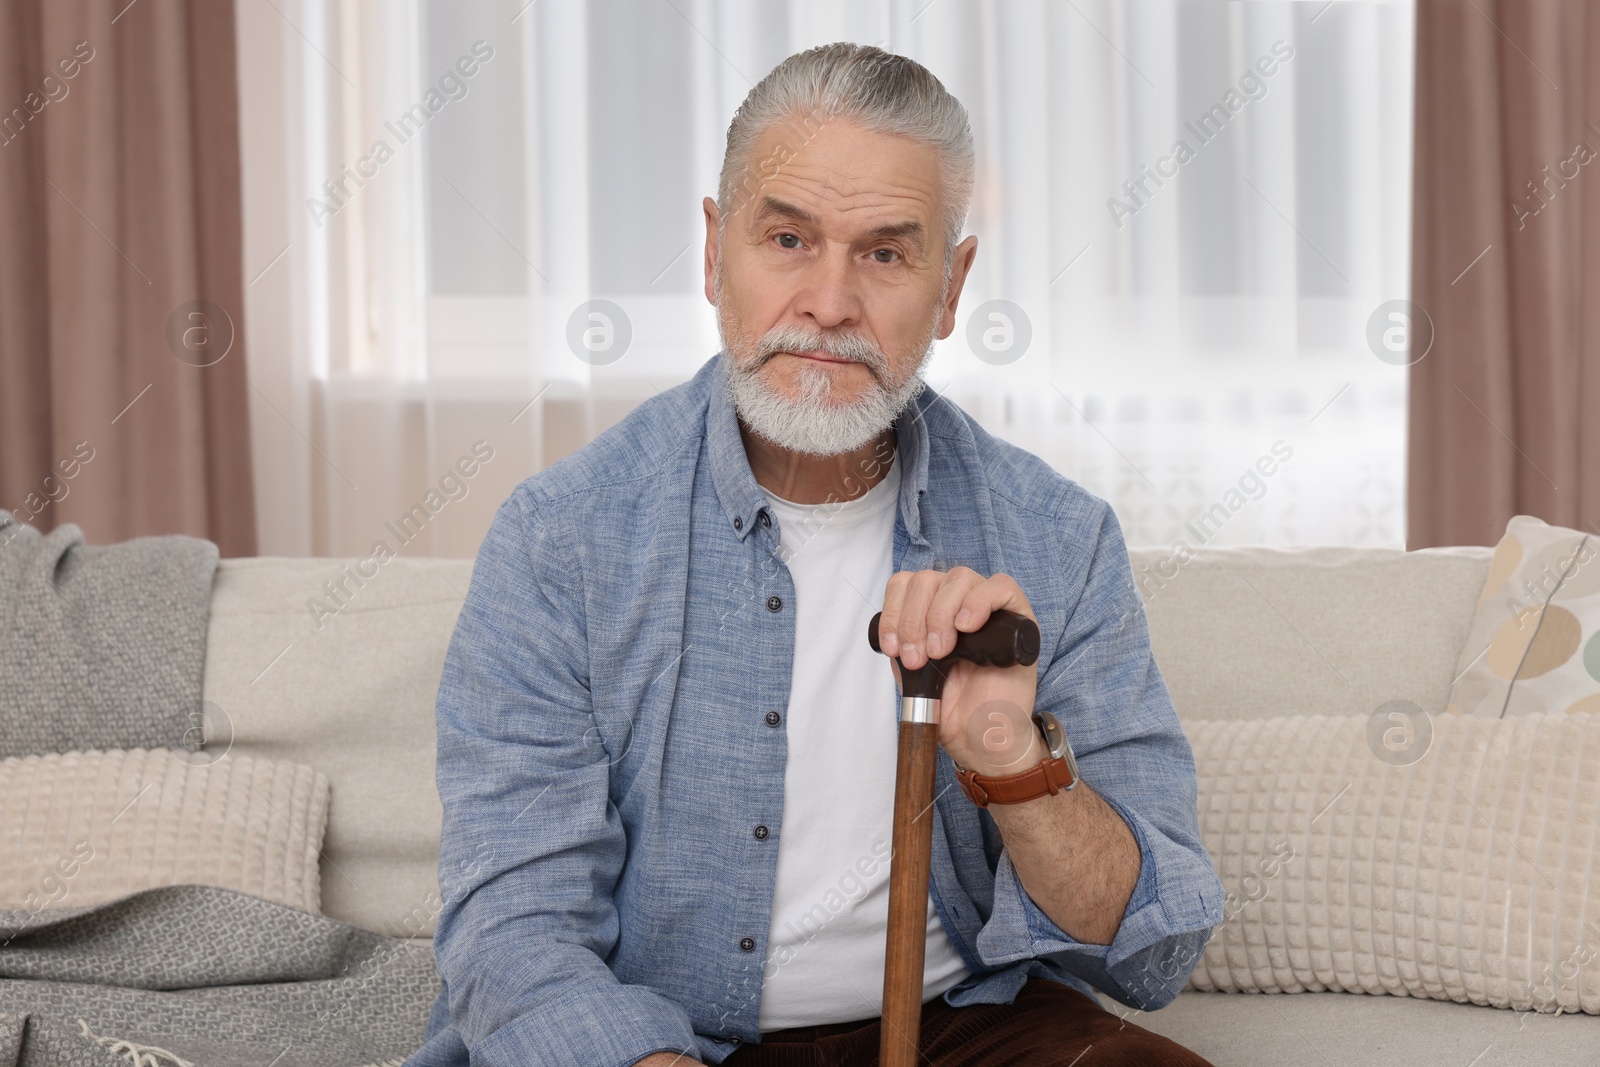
[[703, 116, 977, 456]]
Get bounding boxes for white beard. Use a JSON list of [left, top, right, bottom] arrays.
[[716, 267, 946, 457]]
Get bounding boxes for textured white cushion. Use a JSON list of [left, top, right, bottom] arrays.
[[1186, 712, 1600, 1014], [0, 748, 328, 914]]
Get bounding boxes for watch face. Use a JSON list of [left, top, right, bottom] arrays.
[[1033, 711, 1069, 760]]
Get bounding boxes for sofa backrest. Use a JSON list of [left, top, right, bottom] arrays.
[[203, 557, 471, 940], [1129, 544, 1492, 720], [201, 544, 1493, 937]]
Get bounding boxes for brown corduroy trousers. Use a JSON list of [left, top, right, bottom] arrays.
[[720, 977, 1212, 1067]]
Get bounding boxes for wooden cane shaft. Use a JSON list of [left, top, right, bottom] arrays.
[[880, 719, 940, 1067]]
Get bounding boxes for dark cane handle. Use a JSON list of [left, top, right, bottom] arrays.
[[867, 608, 1041, 700]]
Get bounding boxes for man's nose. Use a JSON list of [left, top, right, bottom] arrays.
[[791, 243, 864, 330]]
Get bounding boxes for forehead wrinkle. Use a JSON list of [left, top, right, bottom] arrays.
[[740, 114, 947, 226], [771, 157, 940, 206], [821, 165, 937, 257]]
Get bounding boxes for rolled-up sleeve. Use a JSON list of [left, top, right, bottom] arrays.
[[431, 489, 700, 1067], [972, 498, 1224, 1010]]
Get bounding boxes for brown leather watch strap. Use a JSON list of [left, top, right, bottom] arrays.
[[956, 753, 1077, 808]]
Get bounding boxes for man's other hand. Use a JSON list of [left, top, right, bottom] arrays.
[[633, 1054, 706, 1066]]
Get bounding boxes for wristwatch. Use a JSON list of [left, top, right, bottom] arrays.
[[955, 710, 1079, 808]]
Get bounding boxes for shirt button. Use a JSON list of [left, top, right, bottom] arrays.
[[766, 595, 782, 612], [764, 711, 781, 727], [740, 936, 756, 952], [754, 824, 769, 840], [759, 511, 771, 527], [733, 516, 743, 530]]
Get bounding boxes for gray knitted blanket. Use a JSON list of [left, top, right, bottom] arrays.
[[0, 883, 439, 1067], [0, 511, 217, 759]]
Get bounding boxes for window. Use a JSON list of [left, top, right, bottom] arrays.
[[241, 0, 1414, 555]]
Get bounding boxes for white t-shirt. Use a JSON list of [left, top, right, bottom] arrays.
[[755, 450, 971, 1031]]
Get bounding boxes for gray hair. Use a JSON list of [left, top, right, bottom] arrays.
[[716, 42, 975, 269]]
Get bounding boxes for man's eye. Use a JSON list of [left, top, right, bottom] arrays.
[[776, 233, 801, 249], [872, 248, 898, 263]]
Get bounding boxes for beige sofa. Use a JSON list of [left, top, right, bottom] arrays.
[[201, 544, 1600, 1066]]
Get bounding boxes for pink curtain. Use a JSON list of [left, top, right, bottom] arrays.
[[0, 0, 256, 555], [1408, 0, 1600, 548]]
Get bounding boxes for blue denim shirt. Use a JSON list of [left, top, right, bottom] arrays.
[[405, 352, 1223, 1067]]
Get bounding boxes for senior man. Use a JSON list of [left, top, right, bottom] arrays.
[[407, 42, 1222, 1067]]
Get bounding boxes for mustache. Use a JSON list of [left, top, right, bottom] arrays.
[[755, 331, 896, 390], [755, 325, 887, 372]]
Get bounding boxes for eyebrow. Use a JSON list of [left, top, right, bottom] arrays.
[[753, 196, 926, 254]]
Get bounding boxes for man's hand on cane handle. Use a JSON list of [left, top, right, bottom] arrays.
[[876, 567, 1043, 778]]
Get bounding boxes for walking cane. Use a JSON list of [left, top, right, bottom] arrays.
[[866, 606, 1041, 1067]]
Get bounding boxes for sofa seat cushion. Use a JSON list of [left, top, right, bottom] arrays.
[[1121, 989, 1600, 1067]]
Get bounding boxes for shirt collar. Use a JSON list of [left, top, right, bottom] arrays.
[[705, 351, 932, 547]]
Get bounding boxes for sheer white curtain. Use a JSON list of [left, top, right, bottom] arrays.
[[237, 0, 1415, 558]]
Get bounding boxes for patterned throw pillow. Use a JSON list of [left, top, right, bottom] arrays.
[[0, 748, 329, 915], [1448, 514, 1600, 718]]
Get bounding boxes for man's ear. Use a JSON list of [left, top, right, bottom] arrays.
[[937, 234, 980, 340], [703, 196, 721, 306]]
